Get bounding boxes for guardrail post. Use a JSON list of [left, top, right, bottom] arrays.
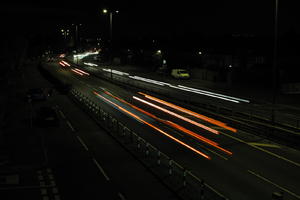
[[183, 170, 187, 187], [145, 143, 149, 156], [168, 159, 173, 175], [157, 151, 161, 165], [122, 127, 126, 137], [200, 180, 205, 199], [137, 138, 141, 149]]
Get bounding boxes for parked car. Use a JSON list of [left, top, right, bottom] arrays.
[[171, 69, 190, 79], [35, 106, 59, 127]]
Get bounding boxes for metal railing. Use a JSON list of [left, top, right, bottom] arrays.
[[69, 87, 229, 200]]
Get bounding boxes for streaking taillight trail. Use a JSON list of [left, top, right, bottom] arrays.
[[102, 90, 232, 155], [133, 96, 220, 135], [93, 91, 211, 159], [138, 92, 237, 133]]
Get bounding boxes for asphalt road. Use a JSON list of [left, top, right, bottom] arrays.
[[78, 56, 300, 131], [43, 60, 300, 200]]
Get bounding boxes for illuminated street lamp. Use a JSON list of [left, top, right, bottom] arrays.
[[102, 8, 119, 65], [72, 23, 82, 51], [271, 0, 279, 124]]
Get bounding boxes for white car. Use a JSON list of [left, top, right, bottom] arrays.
[[171, 69, 190, 79]]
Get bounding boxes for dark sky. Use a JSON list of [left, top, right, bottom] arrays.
[[1, 1, 299, 38]]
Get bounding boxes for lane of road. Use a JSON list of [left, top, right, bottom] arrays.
[[44, 61, 300, 200]]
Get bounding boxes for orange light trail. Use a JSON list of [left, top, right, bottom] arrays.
[[164, 121, 232, 155], [138, 92, 237, 133], [133, 96, 219, 135], [103, 90, 232, 155], [93, 91, 211, 159]]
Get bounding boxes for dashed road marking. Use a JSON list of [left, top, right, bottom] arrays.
[[118, 192, 126, 200], [248, 142, 281, 148], [58, 110, 66, 119], [66, 120, 75, 132], [196, 143, 228, 160], [248, 170, 300, 199], [92, 158, 110, 181], [76, 136, 89, 151]]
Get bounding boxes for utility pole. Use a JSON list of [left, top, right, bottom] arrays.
[[271, 0, 279, 124]]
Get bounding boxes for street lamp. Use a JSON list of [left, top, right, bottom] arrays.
[[271, 0, 279, 124], [72, 23, 82, 52], [102, 8, 119, 63]]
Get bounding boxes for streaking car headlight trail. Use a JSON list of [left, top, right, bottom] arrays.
[[133, 96, 219, 135], [98, 68, 250, 104], [177, 85, 250, 103], [93, 91, 211, 159], [128, 76, 171, 86], [84, 62, 98, 67], [169, 85, 240, 103], [138, 92, 237, 133], [102, 68, 129, 76]]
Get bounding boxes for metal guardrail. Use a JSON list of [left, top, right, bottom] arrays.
[[69, 87, 229, 200]]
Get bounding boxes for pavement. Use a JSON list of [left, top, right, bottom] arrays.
[[0, 60, 179, 200]]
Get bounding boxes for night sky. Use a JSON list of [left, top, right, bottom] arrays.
[[1, 1, 299, 38]]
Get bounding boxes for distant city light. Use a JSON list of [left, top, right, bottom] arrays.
[[103, 9, 108, 14], [229, 65, 232, 68], [198, 51, 202, 55]]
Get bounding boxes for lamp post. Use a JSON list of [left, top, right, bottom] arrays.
[[102, 9, 119, 79], [72, 23, 82, 52], [102, 9, 119, 63], [271, 0, 279, 124]]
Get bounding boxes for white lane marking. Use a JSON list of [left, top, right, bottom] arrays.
[[195, 143, 228, 160], [118, 192, 126, 200], [221, 131, 300, 167], [248, 170, 300, 199], [76, 136, 89, 151], [58, 110, 66, 119], [204, 182, 228, 199], [248, 142, 281, 148], [66, 120, 75, 132], [92, 158, 110, 181]]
